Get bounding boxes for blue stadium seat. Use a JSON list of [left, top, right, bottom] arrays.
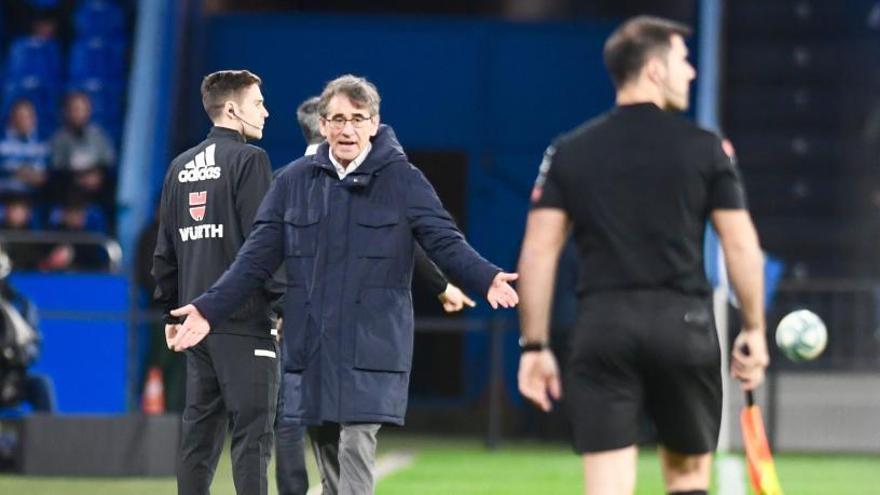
[[74, 0, 125, 40], [68, 37, 126, 85], [6, 36, 62, 86]]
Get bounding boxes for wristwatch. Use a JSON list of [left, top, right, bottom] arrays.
[[518, 337, 548, 353]]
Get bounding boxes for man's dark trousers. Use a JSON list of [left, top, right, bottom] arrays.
[[276, 342, 309, 495], [178, 334, 279, 495]]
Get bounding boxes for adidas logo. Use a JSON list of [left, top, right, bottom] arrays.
[[178, 144, 222, 183]]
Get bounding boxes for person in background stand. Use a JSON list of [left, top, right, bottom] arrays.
[[0, 99, 49, 197], [49, 92, 115, 214]]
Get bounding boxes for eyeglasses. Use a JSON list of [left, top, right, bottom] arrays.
[[323, 115, 373, 130]]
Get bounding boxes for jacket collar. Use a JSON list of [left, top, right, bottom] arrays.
[[311, 124, 408, 179], [207, 126, 246, 143]]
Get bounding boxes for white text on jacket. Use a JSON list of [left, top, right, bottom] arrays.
[[179, 224, 224, 242]]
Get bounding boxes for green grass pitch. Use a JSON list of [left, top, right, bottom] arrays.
[[0, 434, 877, 494]]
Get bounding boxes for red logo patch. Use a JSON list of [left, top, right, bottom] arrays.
[[188, 191, 207, 221]]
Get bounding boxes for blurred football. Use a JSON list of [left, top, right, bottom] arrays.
[[775, 309, 827, 361]]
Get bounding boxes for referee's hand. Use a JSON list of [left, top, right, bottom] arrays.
[[518, 350, 562, 412], [168, 304, 211, 352], [731, 328, 769, 391]]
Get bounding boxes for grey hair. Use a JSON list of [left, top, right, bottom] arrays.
[[318, 74, 381, 117], [296, 96, 323, 145]]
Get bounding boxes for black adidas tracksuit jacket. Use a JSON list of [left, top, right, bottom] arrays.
[[152, 126, 283, 335], [151, 125, 282, 495]]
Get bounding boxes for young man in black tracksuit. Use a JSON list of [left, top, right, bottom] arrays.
[[152, 70, 281, 495]]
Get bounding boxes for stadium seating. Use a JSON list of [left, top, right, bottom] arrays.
[[73, 0, 125, 40], [2, 1, 128, 136], [2, 36, 63, 131], [724, 0, 879, 278], [68, 37, 126, 84], [6, 37, 62, 85], [68, 1, 127, 138]]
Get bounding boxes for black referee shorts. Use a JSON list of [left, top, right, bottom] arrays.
[[565, 289, 721, 455]]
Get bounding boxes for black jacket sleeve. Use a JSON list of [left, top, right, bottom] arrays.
[[192, 177, 287, 327], [151, 176, 179, 323], [413, 244, 448, 296], [236, 150, 286, 315], [235, 149, 273, 236]]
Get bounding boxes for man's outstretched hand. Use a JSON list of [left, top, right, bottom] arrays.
[[168, 304, 211, 352], [487, 272, 519, 309]]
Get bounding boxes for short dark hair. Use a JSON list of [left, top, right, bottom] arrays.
[[200, 70, 262, 120], [296, 96, 323, 145], [603, 16, 692, 89]]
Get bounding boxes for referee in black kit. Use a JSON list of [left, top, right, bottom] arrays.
[[153, 70, 281, 495], [517, 17, 768, 495]]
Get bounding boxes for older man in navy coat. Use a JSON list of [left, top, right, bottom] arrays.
[[170, 74, 518, 495]]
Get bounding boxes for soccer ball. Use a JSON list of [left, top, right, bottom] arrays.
[[775, 309, 827, 361]]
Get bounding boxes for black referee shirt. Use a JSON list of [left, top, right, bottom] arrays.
[[532, 102, 747, 297]]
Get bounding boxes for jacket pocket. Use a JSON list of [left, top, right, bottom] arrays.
[[282, 286, 313, 372], [353, 287, 413, 372], [355, 207, 400, 258], [279, 371, 306, 420], [283, 208, 320, 257], [284, 208, 320, 286]]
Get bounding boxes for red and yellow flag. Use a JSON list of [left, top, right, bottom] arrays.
[[740, 401, 784, 495]]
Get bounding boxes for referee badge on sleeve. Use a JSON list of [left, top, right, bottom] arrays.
[[531, 144, 556, 204]]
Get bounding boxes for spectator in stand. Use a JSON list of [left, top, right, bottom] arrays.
[[0, 186, 47, 271], [49, 91, 115, 212], [42, 191, 109, 271], [4, 2, 73, 42], [0, 190, 36, 231], [0, 99, 49, 197]]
